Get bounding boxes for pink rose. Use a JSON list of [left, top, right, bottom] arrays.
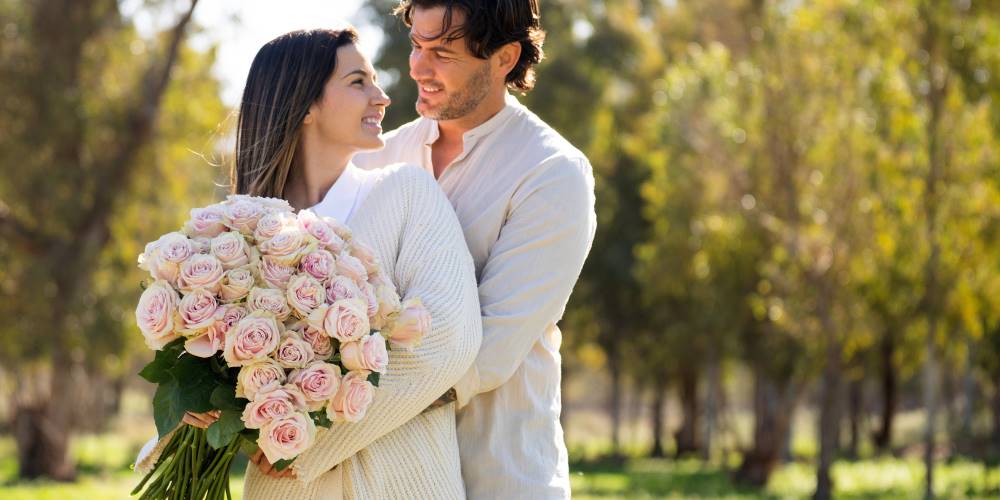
[[308, 298, 369, 343], [224, 310, 281, 367], [260, 255, 296, 289], [157, 232, 195, 264], [236, 359, 286, 400], [273, 331, 315, 369], [301, 326, 334, 359], [177, 288, 219, 335], [326, 370, 374, 423], [336, 253, 367, 283], [135, 280, 179, 350], [216, 303, 249, 334], [219, 267, 255, 303], [340, 333, 388, 373], [242, 383, 308, 429], [184, 206, 227, 238], [258, 412, 316, 463], [227, 194, 292, 213], [387, 298, 431, 351], [184, 323, 226, 358], [137, 243, 179, 284], [349, 241, 380, 275], [326, 275, 362, 303], [211, 231, 251, 270], [288, 361, 342, 411], [248, 287, 292, 321], [223, 199, 266, 234], [371, 283, 401, 331], [360, 282, 378, 320], [254, 211, 292, 242], [190, 237, 212, 254], [321, 216, 353, 243], [297, 209, 345, 250], [259, 227, 309, 266], [285, 274, 325, 319], [300, 250, 336, 283], [176, 254, 225, 294]]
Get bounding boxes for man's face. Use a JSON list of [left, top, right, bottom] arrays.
[[408, 6, 493, 121]]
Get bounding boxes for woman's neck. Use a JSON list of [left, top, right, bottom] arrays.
[[285, 140, 352, 211]]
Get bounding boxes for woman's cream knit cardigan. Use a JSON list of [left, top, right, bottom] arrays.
[[140, 164, 482, 499]]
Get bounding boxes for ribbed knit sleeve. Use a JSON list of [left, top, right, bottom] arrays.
[[289, 163, 482, 485]]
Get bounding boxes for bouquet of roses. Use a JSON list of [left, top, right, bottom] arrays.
[[131, 195, 430, 500]]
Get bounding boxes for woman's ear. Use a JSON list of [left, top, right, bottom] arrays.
[[303, 102, 318, 125]]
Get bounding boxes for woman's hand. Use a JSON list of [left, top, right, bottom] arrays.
[[182, 410, 221, 429], [250, 448, 296, 479]]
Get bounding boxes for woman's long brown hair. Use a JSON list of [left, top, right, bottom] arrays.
[[232, 28, 359, 198]]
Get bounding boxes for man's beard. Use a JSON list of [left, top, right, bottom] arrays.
[[417, 62, 492, 121]]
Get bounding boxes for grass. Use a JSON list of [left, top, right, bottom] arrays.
[[3, 431, 1000, 499]]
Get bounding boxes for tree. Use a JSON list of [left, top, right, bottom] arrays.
[[0, 0, 211, 479]]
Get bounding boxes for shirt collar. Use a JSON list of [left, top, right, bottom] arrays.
[[422, 92, 521, 148], [309, 162, 364, 223]]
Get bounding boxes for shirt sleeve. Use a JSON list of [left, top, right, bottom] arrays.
[[291, 166, 482, 485], [454, 156, 596, 407]]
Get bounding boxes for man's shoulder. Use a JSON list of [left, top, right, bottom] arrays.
[[504, 104, 590, 169]]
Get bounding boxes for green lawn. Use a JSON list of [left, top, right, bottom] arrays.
[[2, 433, 1000, 499]]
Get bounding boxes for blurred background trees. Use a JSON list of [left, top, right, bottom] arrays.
[[1, 0, 998, 498]]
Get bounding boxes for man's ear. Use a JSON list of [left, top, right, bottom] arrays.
[[494, 41, 522, 79]]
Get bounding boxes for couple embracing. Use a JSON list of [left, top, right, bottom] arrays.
[[140, 1, 594, 498]]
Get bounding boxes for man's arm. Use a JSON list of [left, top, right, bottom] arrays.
[[453, 156, 596, 407]]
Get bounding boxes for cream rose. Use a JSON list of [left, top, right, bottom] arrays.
[[254, 211, 292, 242], [308, 298, 369, 343], [137, 244, 179, 284], [336, 253, 367, 283], [219, 267, 255, 303], [135, 280, 179, 350], [247, 287, 292, 321], [322, 216, 352, 243], [288, 361, 342, 411], [236, 359, 286, 400], [176, 254, 225, 294], [258, 412, 316, 463], [259, 227, 309, 267], [285, 274, 326, 319], [184, 323, 226, 358], [371, 283, 402, 331], [210, 231, 251, 270], [349, 241, 380, 275], [387, 298, 431, 351], [359, 282, 378, 320], [273, 331, 315, 369], [340, 333, 388, 373], [223, 310, 281, 367], [326, 370, 374, 423]]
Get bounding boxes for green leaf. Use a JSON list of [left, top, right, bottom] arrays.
[[206, 409, 245, 449], [239, 433, 260, 456], [366, 371, 380, 387], [272, 458, 295, 472], [209, 384, 245, 411], [153, 378, 184, 438], [310, 410, 332, 429], [170, 354, 221, 413], [138, 338, 185, 383]]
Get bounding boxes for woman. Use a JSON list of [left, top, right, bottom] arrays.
[[140, 28, 481, 499]]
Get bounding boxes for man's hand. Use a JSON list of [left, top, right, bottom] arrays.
[[182, 410, 220, 429], [421, 388, 457, 414], [250, 449, 296, 479]]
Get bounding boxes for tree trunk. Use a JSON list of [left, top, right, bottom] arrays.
[[734, 366, 797, 487], [607, 344, 623, 457], [650, 378, 668, 458], [873, 332, 898, 453], [814, 287, 842, 500], [846, 378, 862, 460], [704, 358, 720, 462], [992, 374, 1000, 451], [674, 366, 702, 457]]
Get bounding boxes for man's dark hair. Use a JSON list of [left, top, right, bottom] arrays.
[[394, 0, 545, 92]]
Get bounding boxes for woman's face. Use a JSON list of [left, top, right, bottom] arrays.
[[305, 43, 390, 152]]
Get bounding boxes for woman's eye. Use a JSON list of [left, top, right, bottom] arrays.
[[352, 79, 364, 86]]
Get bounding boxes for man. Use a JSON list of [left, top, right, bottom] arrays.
[[354, 1, 596, 498]]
